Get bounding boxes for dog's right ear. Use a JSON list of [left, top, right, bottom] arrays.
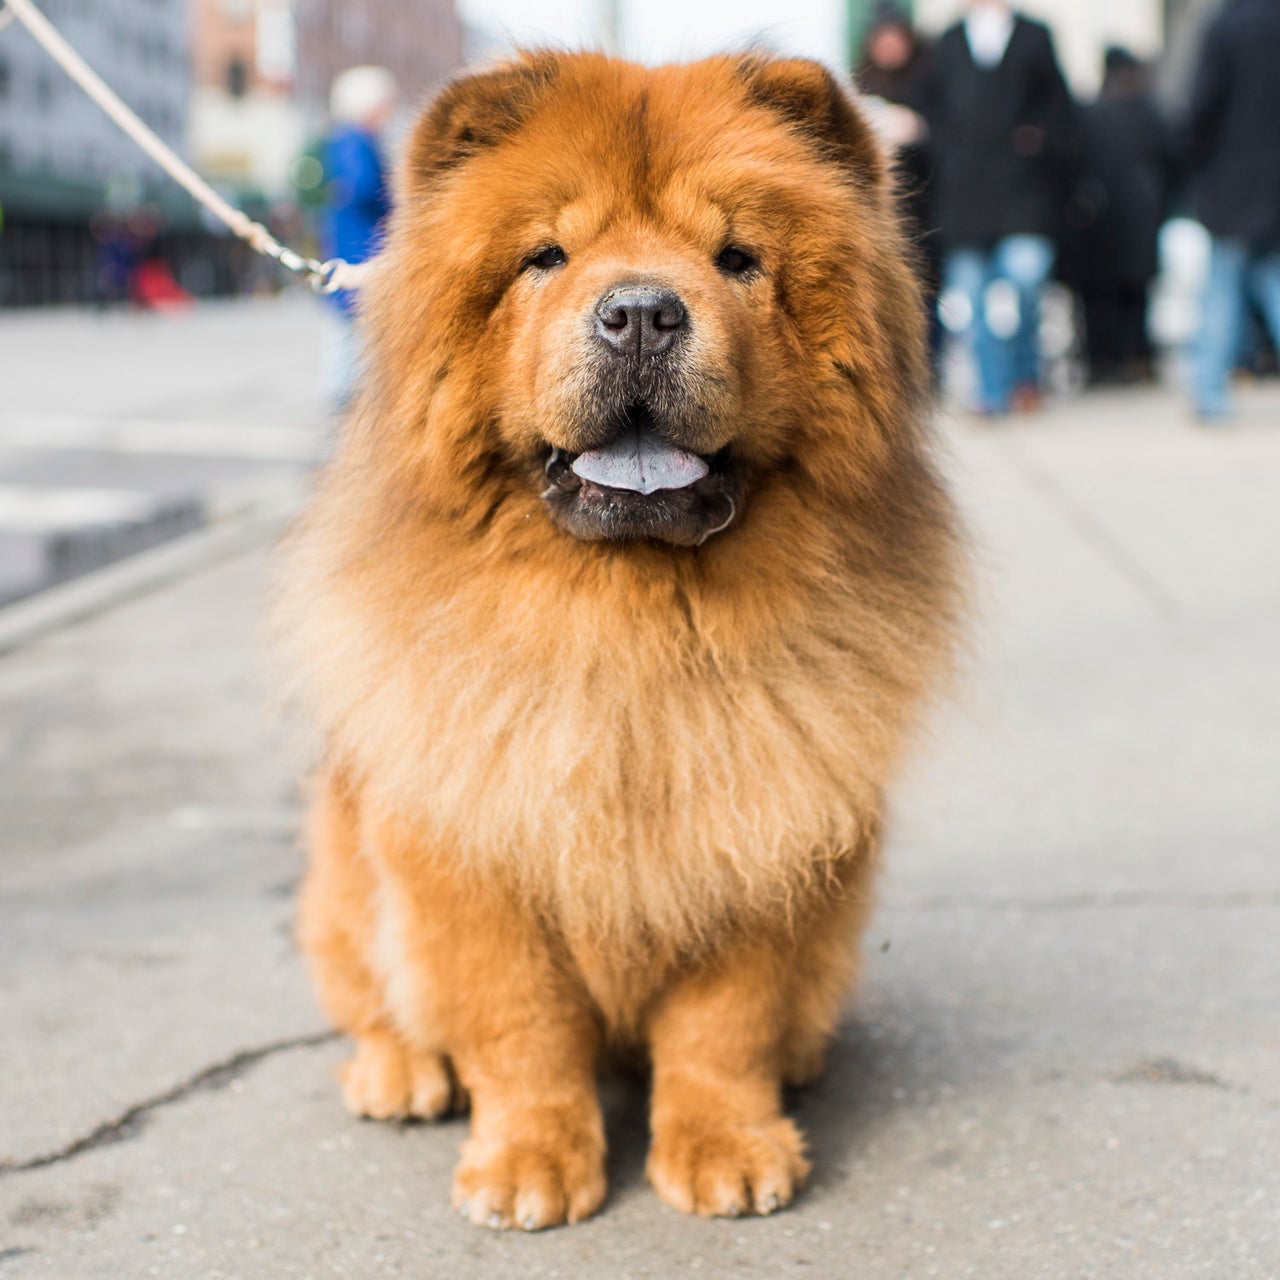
[[405, 52, 560, 193], [735, 55, 885, 187]]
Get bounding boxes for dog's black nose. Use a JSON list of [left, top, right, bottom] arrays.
[[594, 286, 687, 358]]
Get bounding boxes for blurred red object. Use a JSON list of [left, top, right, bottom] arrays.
[[132, 259, 194, 311]]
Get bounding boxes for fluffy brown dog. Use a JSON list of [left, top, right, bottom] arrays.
[[275, 50, 962, 1229]]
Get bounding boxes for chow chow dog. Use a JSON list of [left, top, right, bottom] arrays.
[[275, 50, 961, 1229]]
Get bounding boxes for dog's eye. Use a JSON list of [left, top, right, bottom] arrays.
[[717, 246, 757, 275], [527, 245, 568, 271]]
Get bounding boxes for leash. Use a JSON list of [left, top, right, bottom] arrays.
[[0, 0, 366, 295]]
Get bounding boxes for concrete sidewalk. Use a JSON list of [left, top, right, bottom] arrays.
[[1, 385, 1278, 1278]]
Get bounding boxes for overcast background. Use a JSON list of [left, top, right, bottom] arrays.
[[450, 0, 1168, 92], [455, 0, 846, 67]]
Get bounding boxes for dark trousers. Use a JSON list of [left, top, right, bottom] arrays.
[[1081, 281, 1153, 384]]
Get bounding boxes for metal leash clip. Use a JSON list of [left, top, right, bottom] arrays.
[[266, 241, 348, 295], [309, 260, 347, 296]]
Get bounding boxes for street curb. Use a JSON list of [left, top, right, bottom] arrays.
[[0, 502, 295, 657], [20, 497, 206, 607]]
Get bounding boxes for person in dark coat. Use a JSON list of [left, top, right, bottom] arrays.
[[856, 3, 943, 371], [1062, 49, 1176, 386], [1185, 0, 1280, 420], [920, 0, 1077, 414]]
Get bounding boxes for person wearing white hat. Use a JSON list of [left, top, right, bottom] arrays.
[[320, 66, 398, 408]]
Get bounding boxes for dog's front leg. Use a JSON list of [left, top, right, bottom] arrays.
[[645, 935, 811, 1217], [450, 985, 605, 1232], [372, 828, 606, 1231]]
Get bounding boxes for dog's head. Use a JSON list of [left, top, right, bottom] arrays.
[[363, 52, 925, 549]]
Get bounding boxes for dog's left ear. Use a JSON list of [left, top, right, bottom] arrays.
[[736, 56, 885, 186], [404, 51, 561, 195]]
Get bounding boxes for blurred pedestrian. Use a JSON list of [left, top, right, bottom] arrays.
[[320, 66, 397, 409], [1062, 49, 1176, 386], [921, 0, 1077, 415], [90, 214, 137, 309], [1184, 0, 1280, 421], [857, 2, 943, 371]]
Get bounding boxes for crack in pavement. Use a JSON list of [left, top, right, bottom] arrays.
[[885, 889, 1280, 912], [0, 1030, 337, 1178]]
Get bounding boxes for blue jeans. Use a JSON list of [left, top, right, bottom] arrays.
[[944, 235, 1055, 413], [1191, 239, 1280, 418]]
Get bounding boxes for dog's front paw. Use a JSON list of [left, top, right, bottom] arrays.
[[647, 1116, 810, 1217], [338, 1034, 460, 1121], [452, 1134, 606, 1230]]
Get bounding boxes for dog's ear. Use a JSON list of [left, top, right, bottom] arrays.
[[405, 52, 560, 192], [736, 56, 885, 185]]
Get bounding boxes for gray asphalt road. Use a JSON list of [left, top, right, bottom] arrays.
[[1, 367, 1278, 1278], [0, 298, 330, 603]]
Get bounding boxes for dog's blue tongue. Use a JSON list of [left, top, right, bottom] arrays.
[[571, 421, 709, 495]]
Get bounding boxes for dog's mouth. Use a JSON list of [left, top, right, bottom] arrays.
[[541, 404, 740, 547]]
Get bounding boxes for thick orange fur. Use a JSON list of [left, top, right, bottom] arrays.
[[275, 51, 963, 1228]]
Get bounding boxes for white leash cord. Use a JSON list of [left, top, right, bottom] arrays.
[[0, 0, 366, 294]]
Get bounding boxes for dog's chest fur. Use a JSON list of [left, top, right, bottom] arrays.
[[307, 547, 909, 950]]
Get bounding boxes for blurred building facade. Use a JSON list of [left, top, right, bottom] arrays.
[[190, 0, 462, 207], [293, 0, 463, 119], [0, 0, 192, 305], [189, 0, 307, 201]]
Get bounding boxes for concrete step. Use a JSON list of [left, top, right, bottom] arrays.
[[0, 445, 308, 607], [0, 485, 205, 606]]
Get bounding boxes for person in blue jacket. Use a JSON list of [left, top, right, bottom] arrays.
[[320, 66, 397, 408]]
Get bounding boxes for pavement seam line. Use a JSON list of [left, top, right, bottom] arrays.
[[998, 438, 1183, 621], [885, 889, 1280, 912], [0, 1031, 337, 1178]]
